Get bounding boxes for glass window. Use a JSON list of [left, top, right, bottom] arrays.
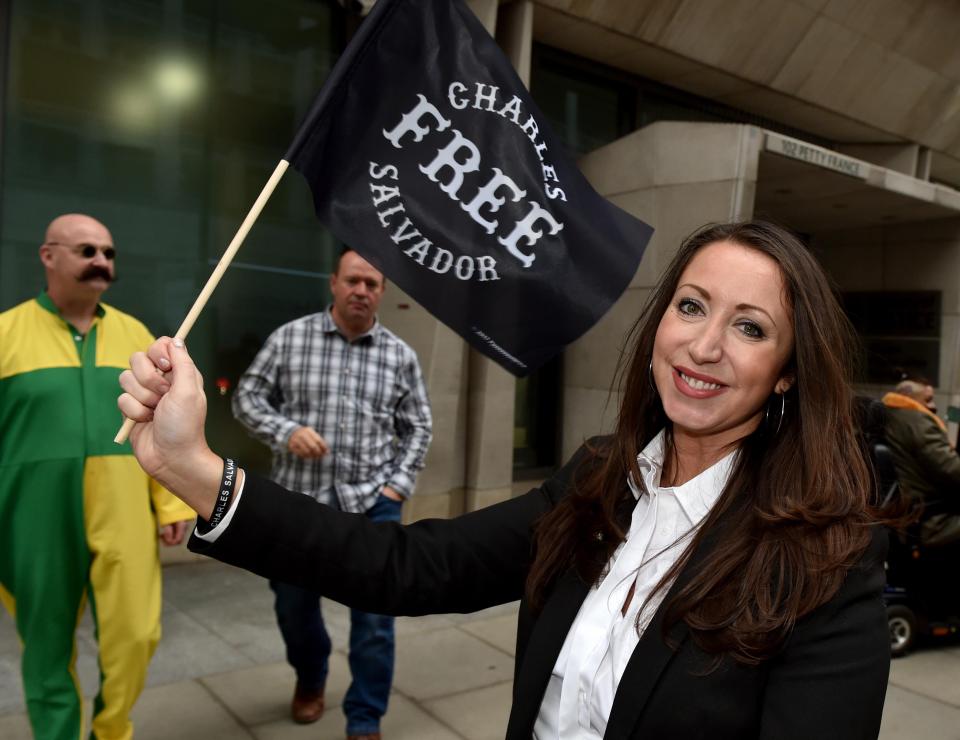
[[513, 354, 562, 478], [842, 291, 941, 385], [531, 45, 636, 158], [0, 0, 346, 473], [532, 43, 833, 153]]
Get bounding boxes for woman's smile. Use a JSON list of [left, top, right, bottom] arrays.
[[673, 366, 727, 397]]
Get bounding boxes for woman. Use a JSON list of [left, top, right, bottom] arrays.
[[118, 221, 889, 739]]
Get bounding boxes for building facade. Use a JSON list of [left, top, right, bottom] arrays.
[[2, 0, 960, 519]]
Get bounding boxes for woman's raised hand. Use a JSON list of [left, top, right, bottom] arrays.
[[118, 337, 222, 518]]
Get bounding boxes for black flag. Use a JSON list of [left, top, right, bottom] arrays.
[[286, 0, 653, 376]]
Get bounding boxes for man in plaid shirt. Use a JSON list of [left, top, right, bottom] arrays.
[[233, 248, 432, 738]]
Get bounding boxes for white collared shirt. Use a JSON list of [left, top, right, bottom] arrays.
[[534, 431, 736, 739]]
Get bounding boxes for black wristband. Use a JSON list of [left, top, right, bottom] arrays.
[[198, 458, 238, 534]]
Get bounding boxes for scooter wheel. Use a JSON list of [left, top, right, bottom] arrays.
[[888, 604, 917, 657]]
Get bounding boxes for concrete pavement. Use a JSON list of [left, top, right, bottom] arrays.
[[2, 553, 960, 739]]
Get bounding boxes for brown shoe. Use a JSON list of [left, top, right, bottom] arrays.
[[347, 734, 381, 740], [291, 683, 325, 724]]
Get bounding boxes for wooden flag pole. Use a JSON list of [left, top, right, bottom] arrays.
[[114, 159, 291, 444]]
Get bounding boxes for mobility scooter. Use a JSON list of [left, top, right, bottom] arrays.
[[875, 442, 960, 656]]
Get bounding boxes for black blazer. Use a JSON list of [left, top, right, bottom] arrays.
[[189, 442, 890, 739]]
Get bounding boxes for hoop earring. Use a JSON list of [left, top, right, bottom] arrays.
[[648, 360, 657, 395], [765, 392, 786, 436]]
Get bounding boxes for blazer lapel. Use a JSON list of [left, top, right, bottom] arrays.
[[602, 584, 690, 739], [505, 569, 589, 739], [603, 514, 729, 739], [506, 485, 736, 739]]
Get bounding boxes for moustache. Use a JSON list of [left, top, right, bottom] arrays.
[[78, 266, 115, 283]]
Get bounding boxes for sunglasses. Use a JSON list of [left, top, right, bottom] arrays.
[[48, 242, 116, 260], [78, 244, 116, 260]]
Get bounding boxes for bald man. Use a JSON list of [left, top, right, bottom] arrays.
[[897, 378, 937, 414], [883, 377, 960, 547], [0, 214, 195, 740]]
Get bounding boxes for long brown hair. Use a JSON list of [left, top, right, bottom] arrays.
[[526, 221, 873, 665]]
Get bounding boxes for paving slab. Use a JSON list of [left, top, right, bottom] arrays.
[[0, 711, 31, 740], [200, 662, 299, 728], [159, 537, 206, 566], [393, 602, 517, 637], [250, 715, 336, 740], [200, 653, 351, 727], [888, 648, 960, 708], [163, 571, 274, 634], [251, 692, 460, 740], [880, 684, 960, 739], [177, 595, 287, 666], [160, 560, 263, 604], [393, 627, 515, 701], [460, 614, 518, 657], [167, 570, 271, 617], [422, 680, 514, 740], [0, 613, 25, 714], [377, 693, 463, 740], [232, 593, 351, 650], [395, 612, 460, 636], [129, 681, 250, 740], [227, 622, 289, 666], [145, 600, 255, 685], [445, 603, 520, 625]]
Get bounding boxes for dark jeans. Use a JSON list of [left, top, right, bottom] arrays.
[[270, 493, 402, 736]]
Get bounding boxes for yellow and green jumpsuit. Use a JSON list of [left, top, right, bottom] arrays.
[[0, 293, 195, 740]]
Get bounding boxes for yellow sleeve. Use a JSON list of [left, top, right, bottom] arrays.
[[150, 477, 197, 526]]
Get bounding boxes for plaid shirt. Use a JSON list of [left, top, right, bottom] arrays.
[[232, 308, 432, 513]]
